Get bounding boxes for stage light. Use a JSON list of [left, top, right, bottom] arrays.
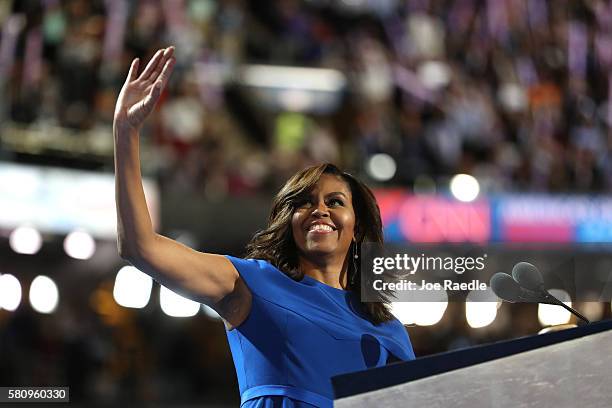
[[450, 174, 480, 202], [202, 304, 221, 320], [63, 230, 96, 260], [413, 302, 448, 326], [581, 302, 603, 321], [29, 275, 59, 314], [366, 154, 396, 181], [390, 302, 415, 325], [278, 89, 314, 112], [465, 289, 499, 328], [538, 289, 572, 326], [241, 65, 346, 92], [113, 266, 152, 309], [466, 302, 498, 328], [0, 274, 22, 311], [391, 302, 448, 326], [160, 286, 200, 317], [9, 226, 42, 255], [392, 286, 448, 326], [391, 294, 448, 326]]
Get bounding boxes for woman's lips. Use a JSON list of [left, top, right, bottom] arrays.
[[307, 223, 336, 234], [307, 229, 335, 235]]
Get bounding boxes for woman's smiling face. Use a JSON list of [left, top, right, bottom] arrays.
[[291, 174, 356, 261]]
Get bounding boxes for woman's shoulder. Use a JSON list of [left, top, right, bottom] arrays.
[[224, 255, 293, 297], [225, 255, 281, 275]]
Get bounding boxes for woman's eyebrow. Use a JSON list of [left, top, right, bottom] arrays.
[[326, 191, 348, 198]]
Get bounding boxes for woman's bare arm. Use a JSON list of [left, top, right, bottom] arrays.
[[113, 47, 251, 328]]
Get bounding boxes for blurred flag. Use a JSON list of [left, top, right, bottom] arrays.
[[162, 0, 187, 34], [102, 0, 128, 67], [448, 0, 475, 36], [0, 14, 25, 82], [608, 74, 612, 127], [516, 56, 538, 87], [487, 0, 509, 42], [568, 21, 587, 80], [595, 33, 612, 70], [527, 0, 548, 30], [393, 64, 435, 103], [22, 27, 43, 90]]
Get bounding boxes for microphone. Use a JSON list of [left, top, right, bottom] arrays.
[[511, 262, 590, 324], [489, 273, 554, 304], [490, 273, 524, 303], [511, 262, 544, 291]]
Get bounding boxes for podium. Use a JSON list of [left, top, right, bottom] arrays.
[[333, 319, 612, 408]]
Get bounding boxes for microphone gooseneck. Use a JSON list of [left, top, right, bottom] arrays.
[[494, 262, 590, 324]]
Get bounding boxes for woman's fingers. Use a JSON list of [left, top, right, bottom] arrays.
[[126, 58, 140, 83], [140, 49, 165, 82], [158, 56, 175, 88], [140, 81, 162, 116], [118, 46, 174, 127], [145, 47, 175, 84]]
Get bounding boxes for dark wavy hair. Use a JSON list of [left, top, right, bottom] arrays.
[[245, 163, 394, 324]]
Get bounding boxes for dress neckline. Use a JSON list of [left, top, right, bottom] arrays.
[[299, 274, 351, 295]]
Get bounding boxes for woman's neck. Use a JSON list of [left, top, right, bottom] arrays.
[[299, 254, 350, 289]]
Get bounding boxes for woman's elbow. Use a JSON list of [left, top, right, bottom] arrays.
[[117, 239, 137, 261]]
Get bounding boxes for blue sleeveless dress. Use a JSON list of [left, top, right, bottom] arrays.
[[224, 256, 416, 408]]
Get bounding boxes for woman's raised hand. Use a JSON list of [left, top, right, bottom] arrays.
[[114, 46, 176, 131]]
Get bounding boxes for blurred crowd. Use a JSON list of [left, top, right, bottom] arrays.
[[2, 0, 612, 196], [2, 2, 612, 404], [0, 277, 240, 405]]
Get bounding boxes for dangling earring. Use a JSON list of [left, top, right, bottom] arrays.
[[350, 240, 359, 285]]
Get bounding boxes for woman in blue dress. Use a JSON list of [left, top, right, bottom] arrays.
[[113, 46, 415, 408]]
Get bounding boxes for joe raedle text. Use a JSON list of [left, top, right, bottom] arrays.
[[372, 279, 488, 292]]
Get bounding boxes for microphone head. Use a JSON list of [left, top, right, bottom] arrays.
[[512, 262, 544, 291], [490, 273, 523, 303]]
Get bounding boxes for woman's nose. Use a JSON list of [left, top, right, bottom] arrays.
[[311, 202, 329, 217]]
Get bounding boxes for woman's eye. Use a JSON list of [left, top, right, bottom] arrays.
[[296, 199, 312, 208], [329, 198, 344, 206]]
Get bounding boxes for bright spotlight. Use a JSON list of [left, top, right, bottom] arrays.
[[391, 300, 448, 326], [0, 274, 22, 311], [390, 302, 415, 325], [9, 226, 42, 255], [64, 230, 96, 260], [160, 286, 200, 317], [392, 286, 448, 326], [366, 154, 397, 181], [465, 288, 499, 328], [538, 289, 572, 326], [466, 302, 498, 328], [450, 174, 480, 202], [413, 302, 448, 326], [29, 276, 59, 314], [113, 266, 152, 309]]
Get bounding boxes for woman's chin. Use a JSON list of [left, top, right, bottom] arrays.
[[306, 243, 337, 256], [303, 245, 342, 258]]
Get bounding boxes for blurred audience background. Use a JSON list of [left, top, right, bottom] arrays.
[[1, 0, 611, 406], [2, 0, 610, 195]]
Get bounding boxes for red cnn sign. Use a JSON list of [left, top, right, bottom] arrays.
[[399, 196, 490, 243]]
